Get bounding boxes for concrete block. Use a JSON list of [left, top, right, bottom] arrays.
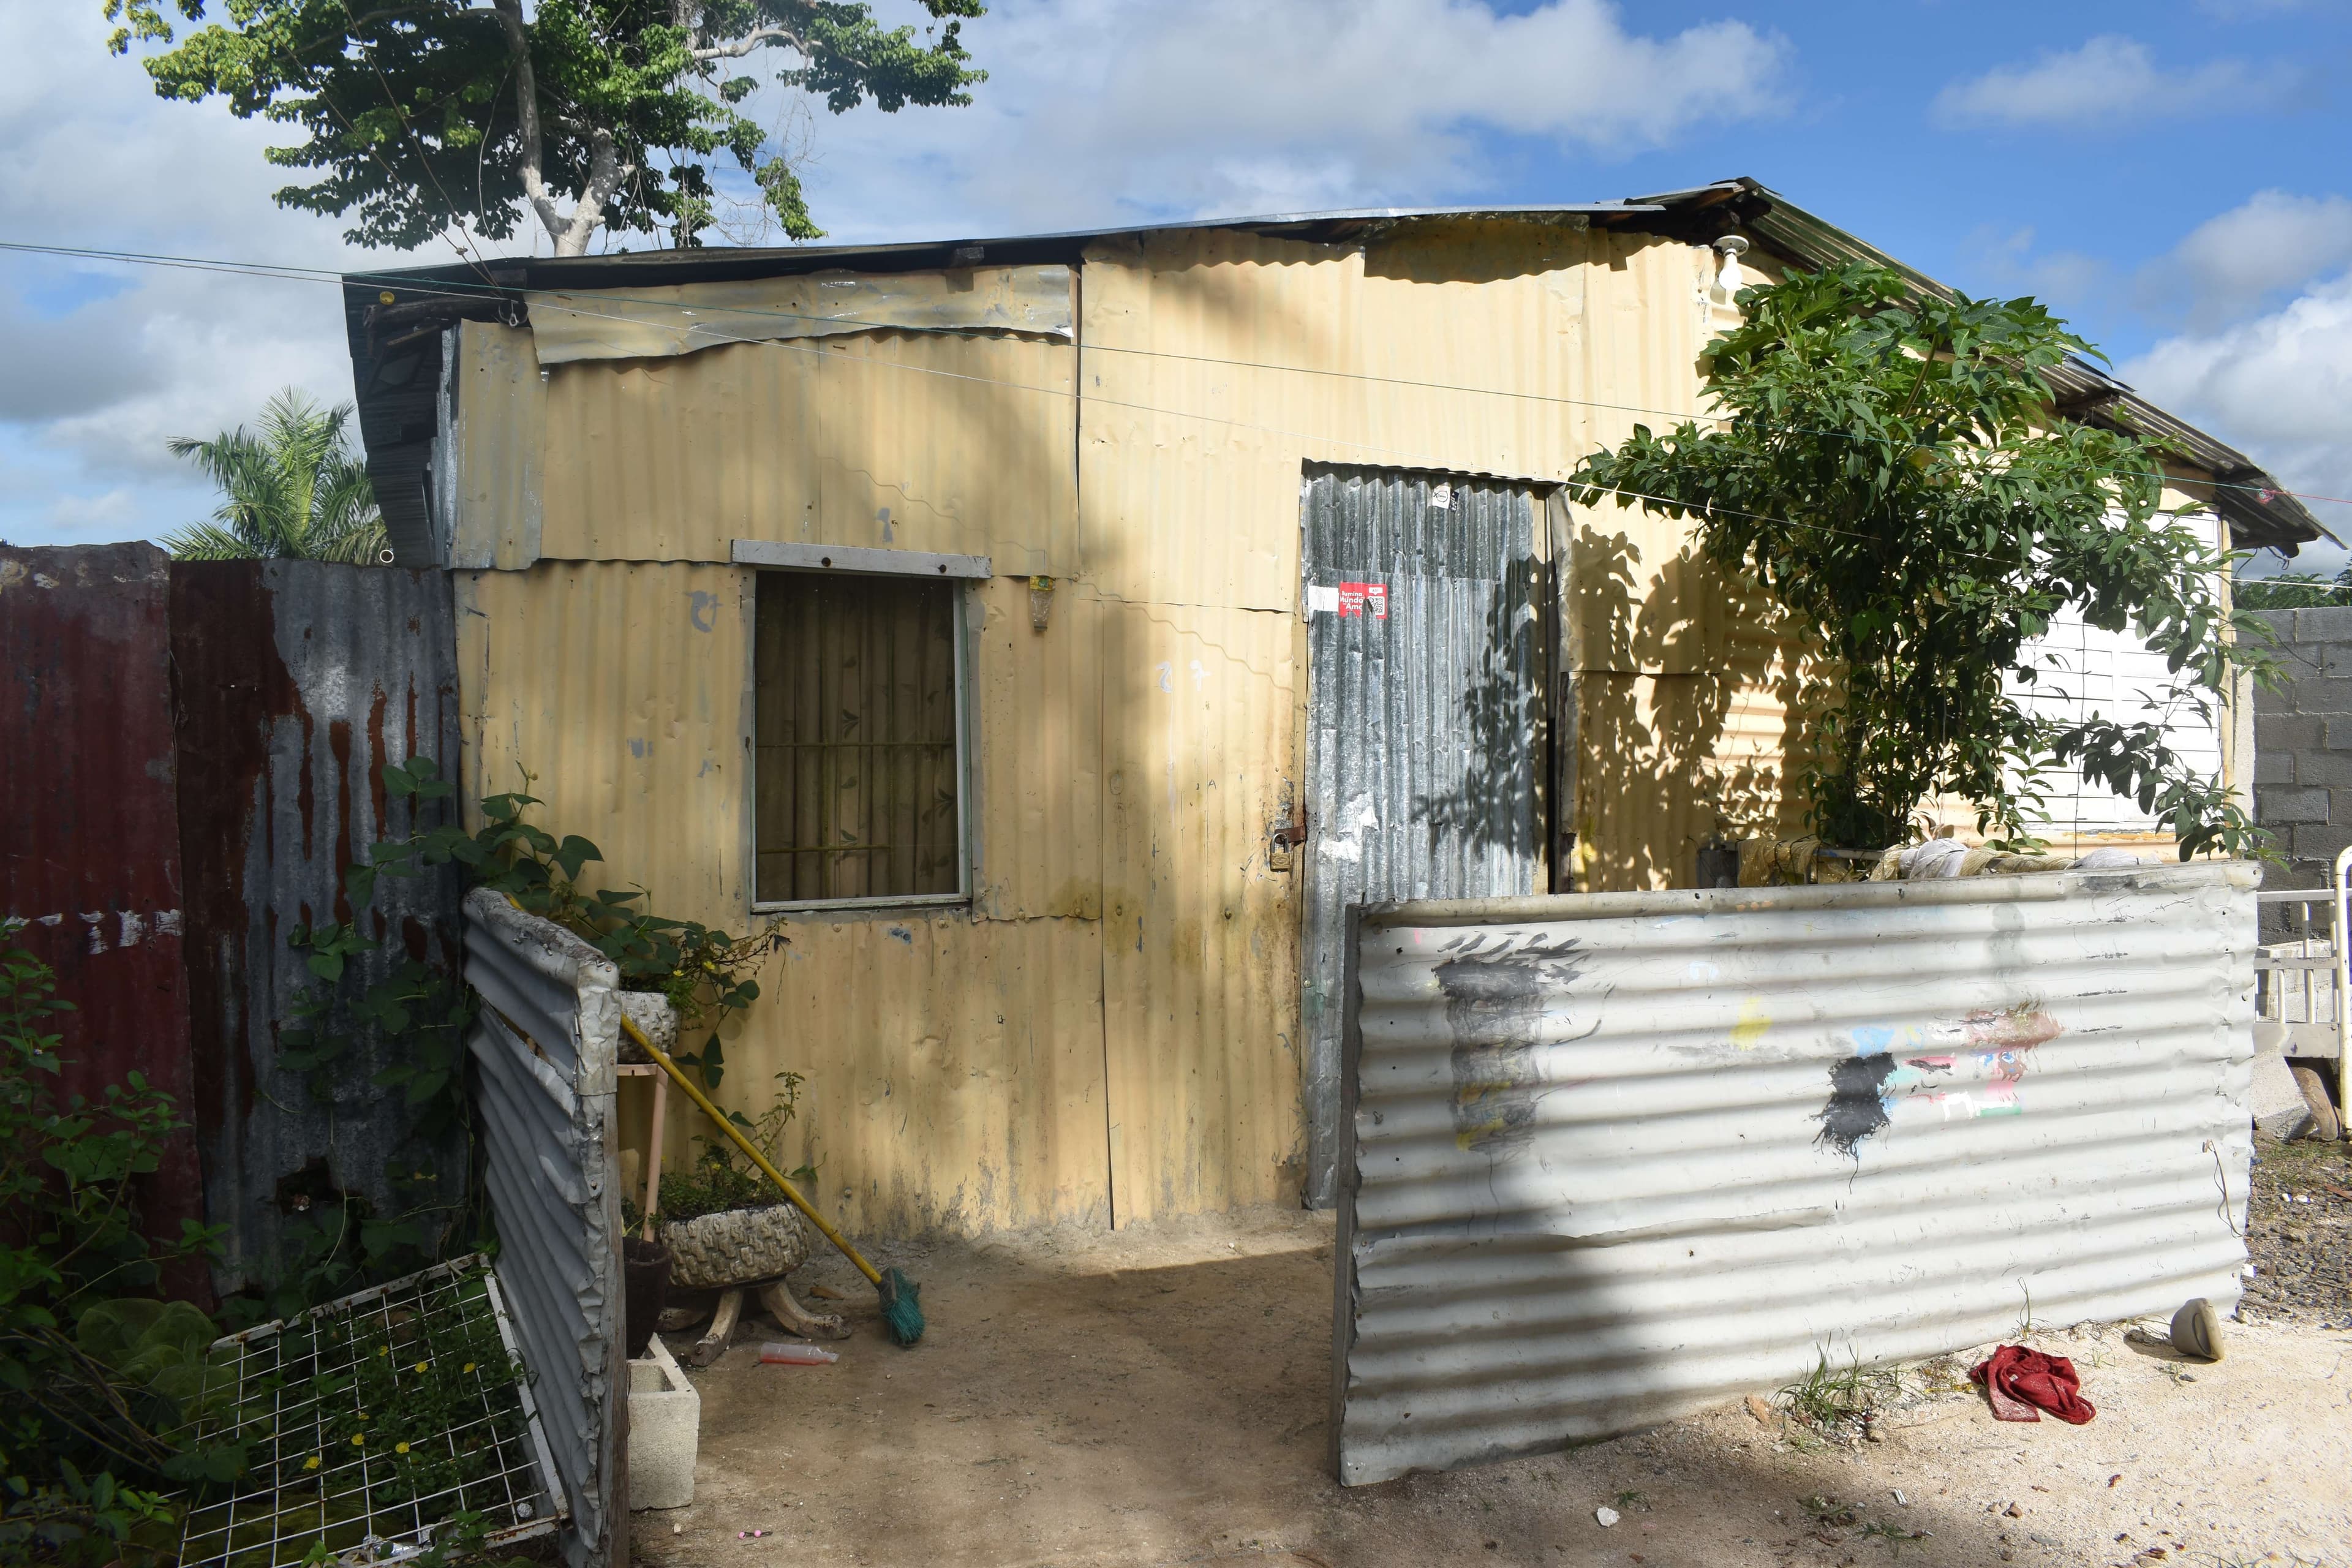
[[2258, 785, 2330, 823], [2252, 1048, 2315, 1140], [2258, 713, 2323, 753], [2298, 606, 2352, 643], [2310, 751, 2352, 788], [2242, 608, 2293, 637], [2256, 751, 2297, 786], [2293, 823, 2352, 864], [628, 1335, 699, 1510], [2284, 677, 2352, 715], [2323, 717, 2352, 752]]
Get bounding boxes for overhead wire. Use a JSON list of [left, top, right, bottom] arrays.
[[0, 235, 2335, 592], [2, 233, 2344, 519]]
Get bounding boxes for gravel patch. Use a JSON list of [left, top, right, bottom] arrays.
[[2242, 1132, 2352, 1329]]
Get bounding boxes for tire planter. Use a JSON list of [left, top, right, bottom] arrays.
[[617, 992, 679, 1063], [658, 1202, 812, 1291]]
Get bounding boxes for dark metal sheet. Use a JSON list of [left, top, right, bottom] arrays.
[[1299, 467, 1548, 1206], [172, 560, 466, 1297], [0, 543, 208, 1303]]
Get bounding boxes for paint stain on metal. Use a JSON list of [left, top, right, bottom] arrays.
[[1436, 933, 1589, 1157], [687, 590, 718, 631], [1728, 997, 1771, 1050], [1819, 1006, 2062, 1156], [628, 737, 648, 758], [1817, 1052, 1898, 1156], [886, 925, 914, 945]]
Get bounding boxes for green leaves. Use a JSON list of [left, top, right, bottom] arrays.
[[106, 0, 987, 252], [1566, 261, 2272, 859]]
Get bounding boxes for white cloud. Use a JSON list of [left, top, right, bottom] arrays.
[[1932, 35, 2281, 129], [0, 0, 1790, 544], [2124, 270, 2352, 532], [43, 488, 142, 534], [782, 0, 1792, 238], [2135, 190, 2352, 328], [1958, 225, 2111, 310], [0, 9, 428, 545]]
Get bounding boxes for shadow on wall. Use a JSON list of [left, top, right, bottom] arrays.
[[1571, 522, 1812, 892]]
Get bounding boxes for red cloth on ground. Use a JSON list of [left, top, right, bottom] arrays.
[[1970, 1345, 2096, 1424]]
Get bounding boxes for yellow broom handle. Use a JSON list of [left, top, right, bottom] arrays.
[[619, 1011, 883, 1289]]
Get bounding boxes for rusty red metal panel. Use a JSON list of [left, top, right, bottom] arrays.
[[172, 560, 466, 1298], [0, 543, 209, 1304]]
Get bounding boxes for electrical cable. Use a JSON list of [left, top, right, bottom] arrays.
[[2, 234, 2345, 518]]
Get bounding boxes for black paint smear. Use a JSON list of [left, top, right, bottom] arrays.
[[1817, 1053, 1898, 1158], [1437, 940, 1586, 1158]]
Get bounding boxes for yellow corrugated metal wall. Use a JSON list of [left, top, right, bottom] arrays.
[[456, 564, 1114, 1234], [451, 219, 1805, 1235]]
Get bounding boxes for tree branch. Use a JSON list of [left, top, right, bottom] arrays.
[[691, 24, 806, 61], [490, 0, 567, 248], [558, 128, 636, 256]]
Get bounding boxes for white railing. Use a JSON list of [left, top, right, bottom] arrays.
[[2251, 846, 2352, 1113]]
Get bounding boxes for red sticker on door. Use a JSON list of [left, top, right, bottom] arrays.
[[1337, 581, 1388, 619]]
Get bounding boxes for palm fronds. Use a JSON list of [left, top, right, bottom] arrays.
[[164, 390, 391, 564]]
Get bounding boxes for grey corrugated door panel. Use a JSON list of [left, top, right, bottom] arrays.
[[1547, 489, 1578, 892], [1298, 464, 1548, 1207]]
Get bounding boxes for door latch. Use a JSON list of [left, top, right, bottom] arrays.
[[1269, 802, 1308, 872]]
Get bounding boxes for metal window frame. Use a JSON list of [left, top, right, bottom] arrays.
[[737, 541, 984, 914]]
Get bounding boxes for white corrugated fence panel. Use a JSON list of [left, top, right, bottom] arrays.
[[463, 889, 627, 1566], [1332, 863, 2257, 1485]]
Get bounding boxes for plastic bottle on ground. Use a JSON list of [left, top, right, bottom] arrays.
[[760, 1340, 839, 1365]]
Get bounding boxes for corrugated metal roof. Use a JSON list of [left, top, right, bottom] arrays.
[[1332, 862, 2258, 1484], [345, 177, 2322, 562]]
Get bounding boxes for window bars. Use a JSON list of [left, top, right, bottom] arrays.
[[176, 1256, 562, 1568]]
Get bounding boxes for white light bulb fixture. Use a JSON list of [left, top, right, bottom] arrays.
[[1711, 233, 1752, 298]]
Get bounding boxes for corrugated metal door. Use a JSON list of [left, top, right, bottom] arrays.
[[1300, 466, 1548, 1206]]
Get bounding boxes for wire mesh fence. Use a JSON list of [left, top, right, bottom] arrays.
[[176, 1256, 562, 1567]]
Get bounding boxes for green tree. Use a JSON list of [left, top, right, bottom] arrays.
[[2234, 564, 2352, 609], [1566, 262, 2270, 860], [102, 1, 986, 256], [164, 388, 391, 563]]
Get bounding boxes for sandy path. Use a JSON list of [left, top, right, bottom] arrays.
[[632, 1207, 2352, 1568]]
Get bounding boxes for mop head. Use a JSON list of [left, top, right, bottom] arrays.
[[877, 1267, 925, 1347]]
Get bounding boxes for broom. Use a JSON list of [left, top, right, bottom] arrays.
[[616, 1010, 925, 1347]]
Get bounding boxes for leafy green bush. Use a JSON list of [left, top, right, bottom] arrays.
[[2235, 568, 2352, 609], [640, 1072, 813, 1227], [1567, 262, 2274, 857], [0, 924, 239, 1566], [354, 759, 788, 1091]]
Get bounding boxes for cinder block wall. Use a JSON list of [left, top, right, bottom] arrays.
[[2248, 607, 2352, 883]]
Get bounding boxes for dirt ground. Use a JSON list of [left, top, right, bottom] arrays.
[[634, 1200, 2352, 1568]]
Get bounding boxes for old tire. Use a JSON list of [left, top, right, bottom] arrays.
[[659, 1203, 812, 1291]]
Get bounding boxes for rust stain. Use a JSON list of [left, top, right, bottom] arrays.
[[329, 718, 354, 926], [2, 543, 208, 1305]]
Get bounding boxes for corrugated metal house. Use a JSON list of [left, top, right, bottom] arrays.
[[340, 178, 2323, 1233]]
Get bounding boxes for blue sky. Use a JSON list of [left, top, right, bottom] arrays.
[[4, 1, 2349, 562]]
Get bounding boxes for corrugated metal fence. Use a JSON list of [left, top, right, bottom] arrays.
[[0, 543, 208, 1302], [462, 888, 625, 1568], [1331, 863, 2257, 1484], [172, 560, 467, 1295]]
